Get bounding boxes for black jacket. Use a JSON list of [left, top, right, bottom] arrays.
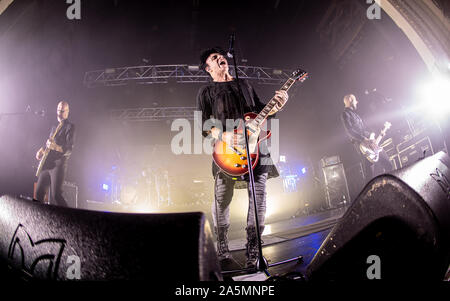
[[341, 107, 370, 145], [45, 119, 76, 164]]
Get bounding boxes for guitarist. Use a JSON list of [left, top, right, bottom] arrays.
[[341, 94, 392, 184], [196, 47, 288, 269], [35, 101, 75, 207]]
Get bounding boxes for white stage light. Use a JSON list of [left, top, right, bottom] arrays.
[[418, 76, 450, 118]]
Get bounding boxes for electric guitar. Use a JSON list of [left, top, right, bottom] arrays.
[[36, 121, 64, 177], [359, 121, 391, 163], [213, 69, 308, 177]]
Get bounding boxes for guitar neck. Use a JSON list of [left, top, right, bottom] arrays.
[[375, 135, 383, 145], [252, 78, 297, 127], [45, 122, 64, 151], [375, 128, 388, 145], [36, 121, 64, 177], [52, 122, 64, 138]]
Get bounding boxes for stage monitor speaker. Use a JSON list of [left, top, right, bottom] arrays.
[[0, 196, 222, 281], [307, 151, 450, 281]]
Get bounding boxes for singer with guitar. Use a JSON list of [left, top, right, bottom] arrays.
[[196, 47, 289, 269], [35, 101, 75, 207], [341, 94, 392, 184]]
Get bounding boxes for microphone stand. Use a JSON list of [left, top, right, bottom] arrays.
[[221, 34, 302, 278], [231, 45, 268, 274]]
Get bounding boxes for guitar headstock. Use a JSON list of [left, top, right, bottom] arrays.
[[381, 122, 391, 135], [291, 69, 308, 82]]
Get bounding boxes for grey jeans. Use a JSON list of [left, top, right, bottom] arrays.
[[211, 172, 268, 229]]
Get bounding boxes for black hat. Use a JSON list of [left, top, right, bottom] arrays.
[[199, 47, 226, 71]]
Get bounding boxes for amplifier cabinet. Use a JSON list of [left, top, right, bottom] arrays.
[[389, 154, 400, 170], [380, 138, 396, 158], [33, 181, 78, 208], [322, 162, 350, 209], [397, 136, 434, 168], [62, 181, 78, 208]]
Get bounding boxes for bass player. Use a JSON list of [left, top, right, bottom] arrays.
[[35, 101, 75, 207], [341, 94, 392, 184]]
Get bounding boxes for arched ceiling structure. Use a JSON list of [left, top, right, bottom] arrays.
[[376, 0, 450, 77]]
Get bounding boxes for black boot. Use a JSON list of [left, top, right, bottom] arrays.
[[245, 226, 264, 270], [215, 226, 232, 261]]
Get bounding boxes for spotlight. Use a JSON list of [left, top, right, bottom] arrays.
[[102, 183, 109, 191], [418, 76, 450, 118], [301, 167, 307, 174]]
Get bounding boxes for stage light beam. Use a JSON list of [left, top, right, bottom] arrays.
[[418, 76, 450, 118]]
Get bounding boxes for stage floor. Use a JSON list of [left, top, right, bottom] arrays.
[[218, 206, 348, 280]]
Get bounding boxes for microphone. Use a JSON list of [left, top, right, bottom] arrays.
[[227, 33, 235, 58]]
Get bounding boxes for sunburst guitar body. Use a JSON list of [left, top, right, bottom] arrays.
[[213, 112, 271, 177], [212, 69, 308, 177]]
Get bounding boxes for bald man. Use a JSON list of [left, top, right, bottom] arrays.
[[35, 101, 75, 207], [341, 94, 392, 184]]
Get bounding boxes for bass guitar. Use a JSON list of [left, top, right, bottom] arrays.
[[213, 69, 308, 177], [359, 121, 391, 163], [36, 121, 64, 177]]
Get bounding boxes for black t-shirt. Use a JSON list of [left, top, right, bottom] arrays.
[[196, 79, 279, 179]]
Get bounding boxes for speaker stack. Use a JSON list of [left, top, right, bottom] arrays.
[[321, 155, 351, 209]]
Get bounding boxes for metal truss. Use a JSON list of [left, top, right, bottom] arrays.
[[110, 106, 197, 121], [84, 64, 293, 87]]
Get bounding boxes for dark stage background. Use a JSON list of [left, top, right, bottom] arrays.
[[0, 0, 444, 218]]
